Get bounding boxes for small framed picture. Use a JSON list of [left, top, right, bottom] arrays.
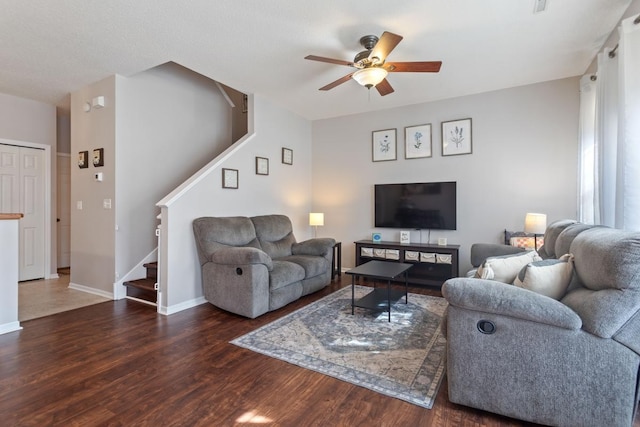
[[372, 232, 382, 243], [372, 128, 397, 162], [256, 157, 269, 175], [282, 147, 293, 165], [78, 151, 89, 168], [92, 148, 104, 167], [405, 124, 432, 159], [222, 168, 239, 189], [442, 118, 472, 156], [400, 230, 411, 245]]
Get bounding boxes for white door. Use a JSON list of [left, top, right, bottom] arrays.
[[0, 144, 45, 281], [57, 155, 71, 268]]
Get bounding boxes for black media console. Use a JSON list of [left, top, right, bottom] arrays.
[[354, 240, 459, 288]]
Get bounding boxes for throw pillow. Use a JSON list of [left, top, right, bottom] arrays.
[[513, 254, 574, 300], [476, 250, 542, 283]]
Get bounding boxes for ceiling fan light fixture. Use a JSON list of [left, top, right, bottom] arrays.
[[352, 67, 388, 88]]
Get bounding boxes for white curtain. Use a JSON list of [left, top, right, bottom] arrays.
[[578, 13, 640, 231], [616, 15, 640, 231], [577, 75, 596, 224], [594, 48, 618, 226]]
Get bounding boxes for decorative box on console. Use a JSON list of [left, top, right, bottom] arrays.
[[374, 248, 387, 258], [405, 251, 420, 261], [385, 249, 400, 260], [421, 252, 437, 263]]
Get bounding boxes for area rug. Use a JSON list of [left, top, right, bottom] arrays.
[[231, 285, 448, 409]]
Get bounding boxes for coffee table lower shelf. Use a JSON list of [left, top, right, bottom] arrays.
[[353, 288, 407, 312]]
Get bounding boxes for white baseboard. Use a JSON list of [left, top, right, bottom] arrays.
[[158, 296, 206, 316], [68, 282, 113, 299], [0, 321, 22, 335]]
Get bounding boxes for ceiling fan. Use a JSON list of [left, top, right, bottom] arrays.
[[305, 31, 442, 96]]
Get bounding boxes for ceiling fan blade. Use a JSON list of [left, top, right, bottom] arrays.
[[305, 55, 354, 67], [319, 73, 354, 91], [375, 79, 394, 96], [369, 31, 403, 62], [386, 61, 442, 72]]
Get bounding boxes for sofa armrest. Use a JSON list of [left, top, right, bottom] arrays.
[[470, 243, 526, 267], [442, 277, 582, 330], [210, 247, 273, 270], [292, 238, 336, 257]]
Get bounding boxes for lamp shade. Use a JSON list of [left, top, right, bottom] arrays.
[[309, 212, 324, 227], [524, 213, 547, 234], [352, 67, 388, 88]]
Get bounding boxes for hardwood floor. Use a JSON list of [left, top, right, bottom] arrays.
[[0, 277, 637, 426]]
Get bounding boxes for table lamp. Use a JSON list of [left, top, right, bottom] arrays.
[[309, 212, 324, 238], [524, 213, 547, 251]]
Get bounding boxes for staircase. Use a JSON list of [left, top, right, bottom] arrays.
[[123, 262, 157, 306]]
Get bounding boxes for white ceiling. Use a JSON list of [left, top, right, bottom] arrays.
[[0, 0, 632, 120]]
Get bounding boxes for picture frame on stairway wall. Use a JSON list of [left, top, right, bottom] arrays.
[[256, 157, 269, 175], [222, 168, 239, 189], [282, 147, 293, 165]]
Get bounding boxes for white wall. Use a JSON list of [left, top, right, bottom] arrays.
[[312, 77, 580, 274], [158, 94, 313, 313], [0, 92, 57, 277]]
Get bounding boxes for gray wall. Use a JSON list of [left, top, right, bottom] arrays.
[[70, 76, 117, 295], [0, 92, 57, 277], [70, 63, 233, 296], [312, 77, 580, 274], [115, 62, 232, 285], [158, 94, 314, 312]]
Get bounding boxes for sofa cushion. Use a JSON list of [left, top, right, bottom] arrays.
[[269, 260, 305, 291], [561, 227, 640, 338], [513, 254, 574, 300], [193, 217, 261, 265], [476, 250, 542, 283], [252, 214, 297, 259], [279, 255, 328, 278], [554, 223, 596, 258], [538, 219, 577, 258]]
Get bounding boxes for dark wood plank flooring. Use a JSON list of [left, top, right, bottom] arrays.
[[1, 277, 638, 426]]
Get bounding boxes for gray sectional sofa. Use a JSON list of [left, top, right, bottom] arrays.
[[193, 214, 335, 318], [443, 220, 640, 427]]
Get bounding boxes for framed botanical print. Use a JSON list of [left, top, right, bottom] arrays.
[[222, 168, 239, 189], [256, 157, 269, 175], [372, 128, 397, 162], [442, 118, 472, 156], [404, 124, 432, 159]]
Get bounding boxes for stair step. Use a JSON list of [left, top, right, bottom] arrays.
[[123, 278, 156, 304], [143, 262, 157, 280]]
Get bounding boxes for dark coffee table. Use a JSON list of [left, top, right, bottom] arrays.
[[345, 260, 412, 322]]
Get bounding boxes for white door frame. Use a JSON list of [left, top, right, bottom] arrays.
[[0, 138, 53, 279]]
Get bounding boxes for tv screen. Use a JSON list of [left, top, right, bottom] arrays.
[[374, 182, 457, 230]]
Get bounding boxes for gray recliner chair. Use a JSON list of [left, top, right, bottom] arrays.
[[193, 214, 335, 318], [443, 225, 640, 427]]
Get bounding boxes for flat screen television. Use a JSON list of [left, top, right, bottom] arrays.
[[374, 182, 457, 230]]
